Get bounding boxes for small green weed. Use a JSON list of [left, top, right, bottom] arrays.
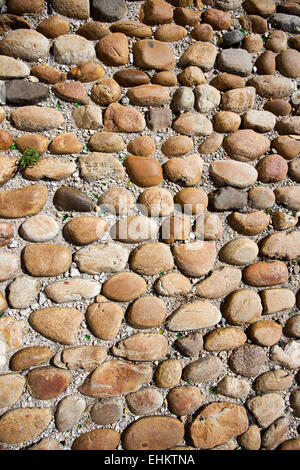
[[19, 148, 41, 169]]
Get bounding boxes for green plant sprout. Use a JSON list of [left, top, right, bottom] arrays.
[[19, 148, 41, 169]]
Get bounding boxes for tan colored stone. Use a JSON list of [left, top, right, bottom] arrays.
[[64, 217, 108, 245], [174, 6, 201, 26], [123, 416, 184, 450], [74, 243, 129, 274], [127, 84, 169, 107], [90, 397, 123, 425], [217, 376, 251, 399], [162, 135, 193, 157], [0, 29, 50, 61], [126, 387, 163, 415], [272, 211, 298, 231], [102, 272, 147, 302], [249, 186, 275, 209], [127, 135, 155, 157], [0, 408, 52, 444], [23, 158, 76, 181], [175, 188, 208, 215], [167, 385, 202, 416], [77, 21, 109, 40], [99, 187, 136, 215], [238, 425, 261, 450], [0, 317, 25, 353], [130, 242, 174, 275], [179, 41, 217, 71], [78, 360, 152, 398], [72, 429, 120, 450], [29, 308, 84, 345], [254, 369, 293, 392], [196, 266, 241, 299], [114, 215, 159, 243], [161, 214, 190, 243], [0, 293, 7, 313], [262, 417, 289, 450], [154, 272, 192, 297], [23, 244, 72, 277], [173, 113, 213, 136], [89, 132, 125, 153], [54, 345, 106, 371], [11, 106, 64, 132], [127, 296, 166, 329], [248, 320, 282, 346], [178, 66, 206, 87], [31, 64, 66, 84], [280, 439, 300, 450], [0, 185, 48, 219], [224, 129, 270, 162], [223, 288, 262, 325], [10, 346, 52, 371], [190, 402, 248, 449], [272, 135, 300, 160], [219, 238, 258, 265], [256, 50, 276, 74], [69, 61, 105, 83], [0, 253, 20, 282], [204, 327, 247, 351], [229, 211, 269, 235], [191, 23, 213, 41], [49, 133, 82, 154], [37, 15, 69, 38], [51, 0, 90, 19], [138, 187, 174, 217], [155, 360, 182, 388], [28, 438, 60, 451], [54, 34, 96, 65], [86, 301, 123, 340], [153, 70, 178, 87], [194, 212, 223, 240], [210, 160, 257, 189], [243, 261, 289, 287], [27, 367, 71, 400], [0, 156, 17, 187], [0, 374, 26, 408], [15, 134, 49, 155], [155, 23, 187, 41], [275, 187, 300, 211], [172, 241, 216, 277], [176, 331, 203, 357], [104, 102, 146, 133], [91, 78, 121, 106], [222, 87, 256, 113], [79, 153, 125, 182], [167, 300, 221, 331], [112, 333, 168, 361], [72, 104, 102, 130], [214, 111, 241, 133], [55, 395, 86, 432], [247, 393, 285, 428], [133, 39, 175, 71], [248, 75, 294, 98], [285, 315, 300, 338], [260, 231, 300, 261], [165, 153, 204, 186], [45, 279, 101, 303], [96, 33, 129, 66], [111, 20, 152, 38], [229, 344, 266, 377], [8, 275, 40, 308]]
